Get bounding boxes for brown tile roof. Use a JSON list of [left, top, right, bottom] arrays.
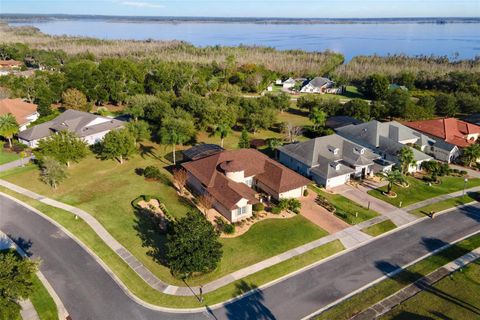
[[182, 149, 310, 210], [0, 98, 38, 126], [404, 118, 480, 148], [0, 60, 23, 68]]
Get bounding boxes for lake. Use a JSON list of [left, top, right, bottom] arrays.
[[11, 20, 480, 61]]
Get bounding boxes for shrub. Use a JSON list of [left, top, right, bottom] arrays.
[[303, 189, 309, 197], [315, 195, 336, 212], [144, 195, 152, 202], [223, 223, 235, 234], [271, 206, 282, 214], [143, 166, 161, 180], [253, 203, 265, 212], [460, 170, 468, 175]]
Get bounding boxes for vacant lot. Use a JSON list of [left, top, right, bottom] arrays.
[[368, 176, 480, 208], [381, 260, 480, 320]]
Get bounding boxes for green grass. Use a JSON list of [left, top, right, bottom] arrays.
[[368, 176, 480, 208], [0, 187, 344, 308], [381, 260, 480, 320], [361, 220, 397, 237], [410, 193, 479, 217], [0, 150, 327, 287], [30, 275, 58, 320], [325, 85, 365, 100], [310, 185, 379, 224], [315, 232, 480, 320], [0, 149, 20, 165]]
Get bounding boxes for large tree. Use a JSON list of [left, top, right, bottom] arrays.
[[37, 131, 88, 167], [342, 98, 371, 121], [40, 157, 67, 189], [0, 113, 18, 148], [398, 146, 416, 174], [0, 251, 38, 320], [126, 120, 151, 145], [363, 74, 389, 100], [238, 129, 250, 148], [462, 143, 480, 167], [212, 123, 232, 148], [62, 88, 91, 112], [309, 107, 327, 131], [435, 93, 458, 117], [159, 110, 196, 165], [166, 211, 222, 278], [99, 128, 137, 164]]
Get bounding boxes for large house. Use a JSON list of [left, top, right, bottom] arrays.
[[18, 109, 125, 148], [0, 98, 39, 131], [300, 77, 334, 94], [335, 120, 458, 169], [182, 149, 310, 222], [278, 134, 393, 188], [403, 118, 480, 149]]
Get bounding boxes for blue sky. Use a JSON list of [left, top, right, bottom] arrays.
[[1, 0, 479, 18]]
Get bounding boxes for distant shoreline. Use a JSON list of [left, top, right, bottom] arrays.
[[1, 14, 480, 25]]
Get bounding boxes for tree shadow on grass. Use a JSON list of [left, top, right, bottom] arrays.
[[139, 143, 160, 160], [374, 236, 480, 319], [133, 208, 168, 266], [224, 281, 276, 320], [388, 311, 435, 320]]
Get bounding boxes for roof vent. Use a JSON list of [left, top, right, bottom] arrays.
[[329, 162, 341, 170], [353, 147, 365, 155], [327, 145, 339, 155]]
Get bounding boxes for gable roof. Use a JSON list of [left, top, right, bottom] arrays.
[[0, 99, 37, 126], [306, 77, 333, 88], [18, 109, 125, 142], [403, 118, 480, 148], [182, 149, 310, 210]]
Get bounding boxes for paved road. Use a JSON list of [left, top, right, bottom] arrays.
[[1, 194, 479, 320]]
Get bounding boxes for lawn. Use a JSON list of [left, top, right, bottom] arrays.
[[30, 274, 58, 320], [381, 260, 480, 320], [315, 232, 480, 320], [0, 149, 20, 165], [310, 185, 379, 224], [0, 186, 343, 308], [368, 176, 480, 208], [0, 146, 327, 286], [409, 192, 479, 217], [361, 220, 397, 237]]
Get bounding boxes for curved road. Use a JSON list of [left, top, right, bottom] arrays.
[[1, 194, 479, 320]]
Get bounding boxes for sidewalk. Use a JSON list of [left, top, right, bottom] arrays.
[[332, 184, 417, 227], [0, 156, 34, 172], [351, 247, 480, 320], [403, 185, 480, 212], [1, 179, 386, 296]]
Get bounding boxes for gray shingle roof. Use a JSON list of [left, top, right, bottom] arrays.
[[18, 109, 125, 141], [308, 77, 333, 88]]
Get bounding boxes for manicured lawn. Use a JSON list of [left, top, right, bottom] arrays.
[[0, 187, 343, 308], [315, 232, 480, 320], [368, 176, 480, 208], [381, 260, 480, 320], [0, 149, 20, 165], [410, 192, 479, 217], [361, 220, 396, 237], [0, 148, 327, 286], [30, 274, 58, 320], [310, 185, 379, 224]]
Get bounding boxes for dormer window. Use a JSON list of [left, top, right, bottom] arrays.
[[330, 162, 341, 170], [327, 145, 339, 155], [353, 147, 365, 155]]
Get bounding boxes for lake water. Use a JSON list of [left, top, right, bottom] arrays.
[[11, 20, 480, 61]]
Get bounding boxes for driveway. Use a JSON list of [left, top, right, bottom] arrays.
[[332, 184, 418, 226], [300, 192, 350, 233], [2, 194, 480, 320]]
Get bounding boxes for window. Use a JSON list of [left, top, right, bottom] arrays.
[[244, 177, 253, 187], [236, 206, 248, 217]]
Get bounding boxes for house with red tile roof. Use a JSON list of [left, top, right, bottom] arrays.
[[0, 98, 39, 131], [404, 118, 480, 149], [182, 148, 310, 222]]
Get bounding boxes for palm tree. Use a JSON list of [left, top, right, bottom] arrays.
[[0, 113, 19, 148], [462, 143, 480, 167], [381, 170, 405, 195], [398, 146, 416, 174], [213, 123, 232, 148]]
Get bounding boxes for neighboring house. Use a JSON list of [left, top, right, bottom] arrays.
[[403, 118, 480, 149], [0, 60, 23, 75], [300, 77, 334, 94], [326, 116, 363, 130], [282, 78, 296, 89], [278, 134, 393, 188], [0, 98, 39, 131], [336, 120, 445, 171], [182, 149, 310, 222], [18, 109, 125, 148], [275, 79, 283, 85]]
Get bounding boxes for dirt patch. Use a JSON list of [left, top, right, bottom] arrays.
[[137, 199, 165, 216]]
